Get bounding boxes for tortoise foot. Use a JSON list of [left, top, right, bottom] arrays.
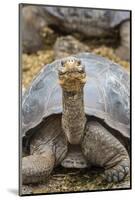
[[104, 160, 130, 183]]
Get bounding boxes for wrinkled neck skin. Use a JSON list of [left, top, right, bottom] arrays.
[[62, 87, 86, 144]]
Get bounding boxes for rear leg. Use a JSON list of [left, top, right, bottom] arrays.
[[82, 121, 130, 183]]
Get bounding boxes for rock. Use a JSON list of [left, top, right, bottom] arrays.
[[115, 21, 130, 61], [54, 35, 90, 59], [43, 7, 130, 61], [21, 6, 57, 53], [21, 6, 47, 53]]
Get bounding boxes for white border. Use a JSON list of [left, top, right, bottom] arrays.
[[0, 0, 134, 199]]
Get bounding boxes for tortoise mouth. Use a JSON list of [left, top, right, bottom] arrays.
[[59, 74, 86, 92], [59, 71, 86, 83]]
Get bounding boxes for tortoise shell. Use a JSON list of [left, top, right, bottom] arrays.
[[43, 7, 130, 34], [22, 53, 130, 140]]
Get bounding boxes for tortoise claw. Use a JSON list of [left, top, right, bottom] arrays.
[[104, 161, 130, 183]]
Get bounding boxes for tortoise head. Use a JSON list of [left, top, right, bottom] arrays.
[[58, 57, 86, 92]]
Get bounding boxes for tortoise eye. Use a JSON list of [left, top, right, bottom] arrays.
[[77, 60, 81, 66], [61, 60, 65, 66]]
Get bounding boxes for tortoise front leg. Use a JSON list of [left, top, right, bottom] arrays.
[[22, 148, 55, 184], [82, 121, 130, 182]]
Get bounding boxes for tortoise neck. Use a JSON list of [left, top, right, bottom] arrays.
[[62, 88, 86, 144]]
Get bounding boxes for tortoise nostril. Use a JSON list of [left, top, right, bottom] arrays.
[[69, 59, 74, 63], [60, 58, 84, 72]]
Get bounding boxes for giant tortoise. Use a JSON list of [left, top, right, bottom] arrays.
[[22, 53, 130, 185]]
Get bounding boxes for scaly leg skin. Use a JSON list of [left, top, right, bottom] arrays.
[[82, 121, 130, 183], [115, 20, 130, 61], [22, 148, 55, 184]]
